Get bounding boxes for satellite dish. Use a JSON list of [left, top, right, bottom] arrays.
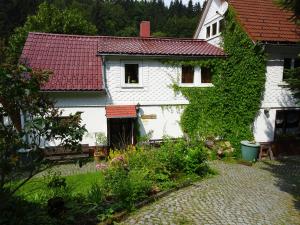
[[220, 1, 229, 15]]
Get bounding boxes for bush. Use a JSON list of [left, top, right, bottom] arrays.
[[185, 145, 209, 176]]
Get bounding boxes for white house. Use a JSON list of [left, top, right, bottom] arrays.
[[20, 22, 224, 149], [194, 0, 300, 154]]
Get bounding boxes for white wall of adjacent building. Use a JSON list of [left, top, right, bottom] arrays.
[[195, 0, 300, 143]]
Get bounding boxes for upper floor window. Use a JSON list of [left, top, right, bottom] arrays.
[[206, 26, 211, 38], [125, 64, 139, 84], [182, 65, 194, 83], [212, 22, 217, 36], [219, 19, 225, 33], [205, 18, 224, 39], [283, 58, 300, 81], [201, 67, 212, 83]]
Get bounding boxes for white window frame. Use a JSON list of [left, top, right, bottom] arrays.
[[205, 18, 223, 40], [179, 66, 213, 87], [121, 61, 143, 88]]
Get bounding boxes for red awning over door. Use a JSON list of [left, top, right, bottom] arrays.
[[105, 105, 137, 118]]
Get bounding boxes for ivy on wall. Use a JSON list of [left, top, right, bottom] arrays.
[[167, 7, 266, 153]]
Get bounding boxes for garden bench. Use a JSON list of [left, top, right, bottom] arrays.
[[44, 144, 94, 162]]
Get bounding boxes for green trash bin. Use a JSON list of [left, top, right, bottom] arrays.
[[240, 140, 260, 161]]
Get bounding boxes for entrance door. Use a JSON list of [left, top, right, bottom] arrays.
[[107, 118, 136, 149]]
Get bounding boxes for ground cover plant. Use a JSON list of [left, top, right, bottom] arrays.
[[4, 139, 212, 225]]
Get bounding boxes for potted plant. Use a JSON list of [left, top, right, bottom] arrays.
[[94, 132, 108, 162], [240, 140, 260, 161]]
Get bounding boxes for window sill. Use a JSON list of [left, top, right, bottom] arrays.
[[121, 84, 144, 89], [278, 82, 289, 87], [179, 83, 214, 88]]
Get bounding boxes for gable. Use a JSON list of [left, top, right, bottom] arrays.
[[194, 0, 228, 47]]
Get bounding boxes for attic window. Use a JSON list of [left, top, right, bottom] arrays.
[[212, 23, 217, 36], [219, 19, 225, 33], [125, 64, 139, 84], [201, 67, 212, 83], [206, 26, 211, 38], [182, 65, 194, 83]]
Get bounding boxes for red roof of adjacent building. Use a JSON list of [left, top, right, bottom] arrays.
[[230, 0, 300, 42], [20, 32, 224, 91], [105, 105, 137, 118]]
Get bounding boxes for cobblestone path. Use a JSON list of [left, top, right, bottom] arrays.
[[120, 158, 300, 225]]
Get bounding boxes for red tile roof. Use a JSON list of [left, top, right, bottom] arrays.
[[21, 32, 103, 91], [20, 32, 224, 91], [230, 0, 300, 42], [98, 36, 225, 56], [105, 105, 137, 118]]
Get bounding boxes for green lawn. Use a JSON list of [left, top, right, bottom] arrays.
[[16, 171, 104, 202]]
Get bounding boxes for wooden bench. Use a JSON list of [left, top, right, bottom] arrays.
[[44, 144, 94, 162]]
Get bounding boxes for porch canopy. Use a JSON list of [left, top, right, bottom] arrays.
[[105, 105, 137, 118]]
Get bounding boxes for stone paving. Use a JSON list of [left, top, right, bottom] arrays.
[[119, 157, 300, 225]]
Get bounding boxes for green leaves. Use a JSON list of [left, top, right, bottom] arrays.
[[7, 2, 97, 64], [168, 7, 266, 154]]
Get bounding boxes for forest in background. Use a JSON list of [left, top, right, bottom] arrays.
[[0, 0, 205, 40]]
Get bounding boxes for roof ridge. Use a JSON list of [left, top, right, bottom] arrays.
[[28, 32, 206, 42]]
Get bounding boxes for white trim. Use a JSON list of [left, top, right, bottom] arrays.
[[193, 0, 213, 39], [120, 60, 144, 88], [179, 66, 213, 87]]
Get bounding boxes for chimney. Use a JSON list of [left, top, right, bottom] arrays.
[[140, 21, 150, 38]]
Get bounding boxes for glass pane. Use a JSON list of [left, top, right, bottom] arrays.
[[294, 58, 300, 68], [125, 64, 139, 84], [212, 23, 217, 35], [201, 67, 212, 83], [219, 19, 224, 33], [206, 26, 210, 38], [182, 66, 194, 83], [284, 58, 292, 69]]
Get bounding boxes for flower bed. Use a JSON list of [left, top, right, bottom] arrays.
[[10, 139, 213, 225]]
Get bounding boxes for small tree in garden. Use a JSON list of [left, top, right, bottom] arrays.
[[0, 63, 86, 195]]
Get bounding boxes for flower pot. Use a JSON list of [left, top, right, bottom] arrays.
[[241, 140, 260, 161]]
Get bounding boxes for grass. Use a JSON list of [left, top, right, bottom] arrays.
[[16, 171, 105, 202]]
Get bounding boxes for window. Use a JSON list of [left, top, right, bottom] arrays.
[[219, 19, 225, 33], [201, 67, 212, 83], [212, 22, 217, 36], [125, 64, 139, 84], [283, 58, 300, 81], [206, 26, 211, 38], [275, 110, 300, 140], [182, 65, 194, 83]]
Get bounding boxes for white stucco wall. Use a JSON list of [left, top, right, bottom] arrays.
[[105, 58, 189, 105], [253, 45, 300, 142], [48, 59, 190, 146]]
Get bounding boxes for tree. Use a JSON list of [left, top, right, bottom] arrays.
[[276, 0, 300, 24], [0, 64, 86, 195], [6, 2, 97, 64]]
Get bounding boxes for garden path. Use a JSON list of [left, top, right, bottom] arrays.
[[120, 157, 300, 225]]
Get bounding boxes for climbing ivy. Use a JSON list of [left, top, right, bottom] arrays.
[[167, 7, 266, 154]]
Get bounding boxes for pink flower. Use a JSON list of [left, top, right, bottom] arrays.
[[95, 163, 108, 170]]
